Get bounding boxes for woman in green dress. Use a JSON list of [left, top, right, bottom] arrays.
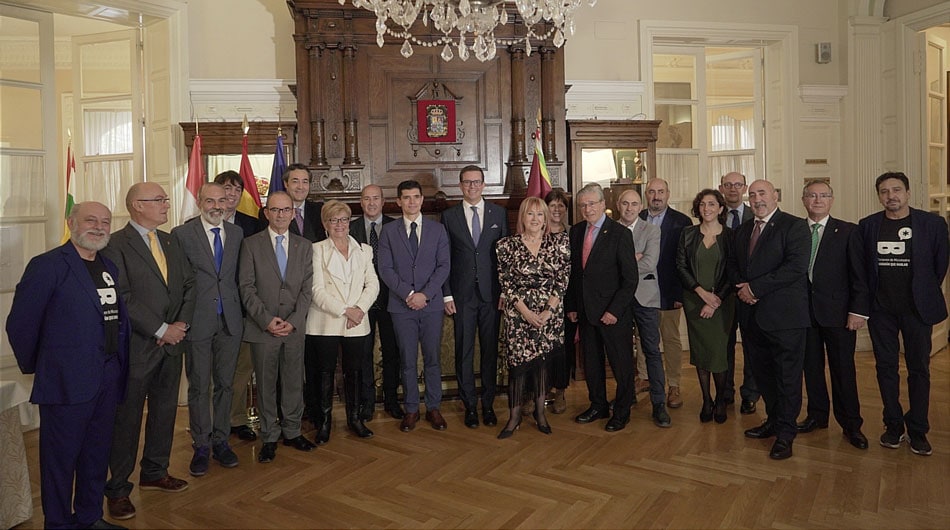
[[676, 189, 735, 424]]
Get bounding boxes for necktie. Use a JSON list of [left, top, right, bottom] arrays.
[[808, 223, 821, 281], [731, 209, 740, 229], [147, 231, 168, 283], [582, 223, 596, 268], [369, 221, 379, 266], [294, 207, 304, 234], [275, 234, 287, 280], [470, 206, 481, 245], [212, 227, 224, 314], [748, 220, 764, 257], [409, 221, 419, 258]]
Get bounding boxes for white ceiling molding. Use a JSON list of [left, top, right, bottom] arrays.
[[188, 79, 297, 122], [565, 80, 646, 120]]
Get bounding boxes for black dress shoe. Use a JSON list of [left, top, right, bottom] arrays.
[[844, 429, 869, 449], [360, 403, 374, 422], [258, 442, 277, 463], [605, 414, 629, 432], [744, 421, 776, 439], [482, 407, 498, 426], [740, 399, 757, 414], [796, 416, 829, 433], [283, 435, 316, 452], [87, 518, 127, 529], [384, 402, 405, 420], [231, 425, 257, 441], [575, 406, 609, 424], [769, 439, 793, 460], [464, 409, 479, 429]]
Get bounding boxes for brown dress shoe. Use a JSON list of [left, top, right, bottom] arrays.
[[667, 386, 683, 409], [551, 389, 567, 414], [139, 474, 189, 493], [635, 379, 650, 394], [400, 411, 420, 432], [425, 409, 447, 430], [107, 496, 136, 520]]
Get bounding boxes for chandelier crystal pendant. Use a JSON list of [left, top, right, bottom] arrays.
[[340, 0, 597, 62]]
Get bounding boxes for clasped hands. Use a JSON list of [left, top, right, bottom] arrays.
[[343, 306, 364, 329], [521, 306, 553, 329], [265, 317, 295, 337], [157, 321, 188, 346], [736, 282, 758, 305], [696, 288, 721, 319]]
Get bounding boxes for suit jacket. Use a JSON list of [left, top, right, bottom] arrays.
[[258, 200, 326, 242], [441, 200, 509, 302], [6, 243, 131, 404], [640, 207, 692, 308], [350, 214, 396, 308], [239, 230, 314, 343], [172, 217, 244, 341], [306, 237, 379, 337], [378, 217, 451, 314], [626, 220, 661, 308], [102, 223, 195, 356], [727, 209, 810, 331], [231, 210, 263, 238], [859, 207, 949, 325], [676, 225, 735, 301], [565, 216, 639, 325], [808, 217, 870, 328]]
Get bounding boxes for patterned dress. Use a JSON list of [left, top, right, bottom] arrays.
[[497, 232, 571, 369]]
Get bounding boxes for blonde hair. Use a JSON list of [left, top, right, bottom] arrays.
[[321, 199, 352, 227], [516, 197, 551, 236]]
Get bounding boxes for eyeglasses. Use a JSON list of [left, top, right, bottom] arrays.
[[578, 199, 604, 209], [460, 180, 483, 187], [720, 182, 746, 189], [803, 193, 833, 200], [136, 197, 170, 204], [267, 207, 293, 214], [327, 217, 349, 225]]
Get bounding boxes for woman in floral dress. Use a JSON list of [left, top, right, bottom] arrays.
[[495, 197, 571, 438]]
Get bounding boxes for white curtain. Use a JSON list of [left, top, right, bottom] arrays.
[[83, 109, 132, 156], [81, 159, 134, 217], [657, 151, 700, 212], [0, 154, 45, 218], [709, 154, 757, 183]]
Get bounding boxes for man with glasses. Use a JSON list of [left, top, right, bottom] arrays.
[[442, 165, 509, 428], [567, 183, 642, 431], [103, 183, 195, 520], [718, 172, 759, 415]]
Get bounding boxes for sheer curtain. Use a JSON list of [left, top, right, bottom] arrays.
[[83, 110, 132, 156], [0, 154, 45, 218]]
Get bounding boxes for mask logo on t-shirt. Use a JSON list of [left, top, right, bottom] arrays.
[[99, 271, 117, 305], [877, 241, 905, 255]]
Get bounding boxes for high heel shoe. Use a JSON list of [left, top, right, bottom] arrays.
[[700, 400, 714, 423], [713, 398, 727, 424], [533, 410, 552, 435], [497, 418, 521, 439]]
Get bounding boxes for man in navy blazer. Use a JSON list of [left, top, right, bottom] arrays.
[[442, 165, 509, 428], [378, 180, 451, 432], [859, 172, 949, 456], [257, 163, 326, 242], [7, 202, 130, 530]]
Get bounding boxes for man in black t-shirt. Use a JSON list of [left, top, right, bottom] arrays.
[[859, 172, 949, 456], [6, 202, 130, 529]]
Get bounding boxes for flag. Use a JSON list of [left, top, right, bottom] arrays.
[[268, 134, 286, 195], [60, 143, 76, 243], [237, 134, 262, 217], [180, 134, 204, 221], [526, 110, 552, 199]]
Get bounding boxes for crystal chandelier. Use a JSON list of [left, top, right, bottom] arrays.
[[340, 0, 597, 62]]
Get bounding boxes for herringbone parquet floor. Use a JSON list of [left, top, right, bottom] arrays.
[[15, 348, 950, 529]]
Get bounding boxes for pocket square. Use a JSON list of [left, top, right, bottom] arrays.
[[490, 224, 499, 229]]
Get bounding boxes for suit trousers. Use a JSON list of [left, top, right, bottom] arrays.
[[392, 310, 443, 413], [185, 314, 242, 447], [725, 317, 760, 402], [632, 303, 666, 405], [364, 307, 401, 406], [581, 314, 635, 415], [251, 337, 305, 443], [868, 309, 932, 435], [41, 355, 121, 528], [106, 345, 183, 498], [657, 308, 683, 387], [741, 318, 805, 441], [803, 324, 863, 431], [229, 342, 254, 427], [452, 294, 500, 411]]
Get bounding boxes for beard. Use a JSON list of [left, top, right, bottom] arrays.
[[73, 229, 110, 252], [202, 208, 225, 225]]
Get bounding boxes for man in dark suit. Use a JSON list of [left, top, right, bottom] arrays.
[[103, 183, 195, 520], [215, 170, 262, 238], [7, 202, 130, 530], [172, 183, 244, 475], [567, 183, 645, 431], [258, 163, 326, 243], [797, 180, 870, 449], [349, 184, 403, 419], [727, 179, 810, 460], [442, 165, 509, 428], [378, 180, 451, 432], [640, 178, 692, 410], [859, 172, 949, 456], [239, 191, 316, 462], [718, 171, 759, 414]]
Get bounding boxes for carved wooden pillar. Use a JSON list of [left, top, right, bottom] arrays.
[[293, 18, 311, 166], [540, 46, 558, 162], [309, 45, 329, 167], [508, 46, 527, 164], [341, 44, 360, 165]]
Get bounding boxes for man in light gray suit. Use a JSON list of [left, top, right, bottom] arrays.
[[172, 183, 243, 477], [103, 182, 195, 521], [239, 191, 316, 463], [617, 189, 670, 428]]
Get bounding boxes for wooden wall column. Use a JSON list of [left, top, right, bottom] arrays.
[[309, 45, 329, 167], [508, 46, 527, 164], [341, 44, 360, 165], [293, 18, 311, 165], [540, 46, 558, 162]]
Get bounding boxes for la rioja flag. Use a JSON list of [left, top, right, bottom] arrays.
[[526, 112, 552, 199], [180, 134, 204, 221]]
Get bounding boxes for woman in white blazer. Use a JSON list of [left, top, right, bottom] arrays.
[[305, 200, 379, 443]]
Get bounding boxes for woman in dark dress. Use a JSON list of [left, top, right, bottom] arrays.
[[496, 197, 571, 438], [544, 189, 575, 414], [676, 189, 734, 424]]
